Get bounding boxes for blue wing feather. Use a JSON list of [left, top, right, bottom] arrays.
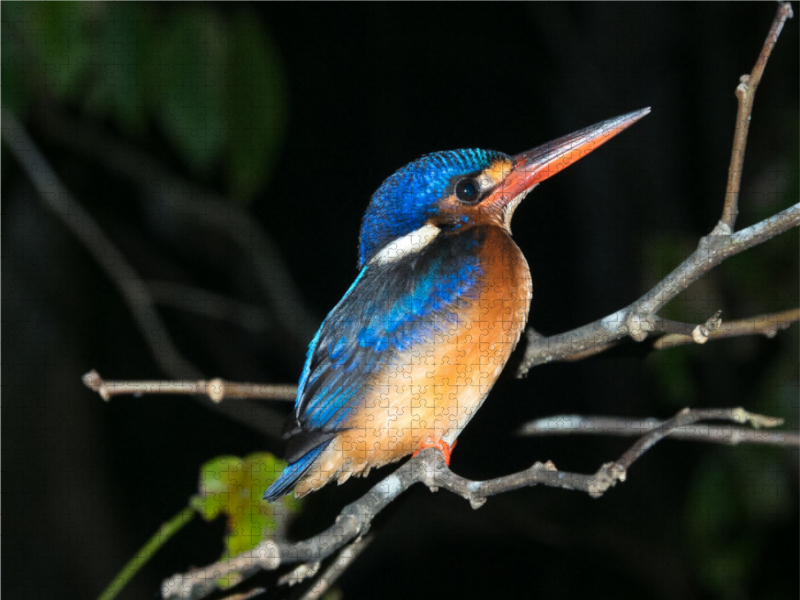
[[263, 441, 328, 501], [282, 228, 485, 464]]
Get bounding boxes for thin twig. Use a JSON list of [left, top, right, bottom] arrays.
[[2, 108, 200, 379], [49, 6, 796, 598], [218, 589, 266, 600], [517, 2, 796, 376], [83, 370, 297, 402], [2, 110, 288, 438], [519, 204, 800, 375], [653, 311, 723, 343], [35, 104, 320, 348], [162, 474, 406, 600], [161, 407, 790, 600], [721, 2, 794, 230], [298, 536, 373, 600], [518, 413, 799, 447], [654, 308, 800, 350], [644, 204, 800, 315], [547, 311, 724, 362], [436, 408, 786, 507], [99, 507, 195, 600]]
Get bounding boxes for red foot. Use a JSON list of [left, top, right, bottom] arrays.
[[412, 439, 457, 466]]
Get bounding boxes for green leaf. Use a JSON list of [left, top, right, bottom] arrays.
[[23, 2, 93, 101], [190, 453, 301, 589], [1, 13, 29, 118], [83, 3, 153, 135], [224, 12, 288, 203], [147, 6, 228, 173], [685, 454, 754, 593], [685, 449, 791, 595]]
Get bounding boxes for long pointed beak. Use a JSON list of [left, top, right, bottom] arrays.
[[487, 108, 650, 224]]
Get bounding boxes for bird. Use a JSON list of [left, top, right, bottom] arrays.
[[264, 108, 650, 501]]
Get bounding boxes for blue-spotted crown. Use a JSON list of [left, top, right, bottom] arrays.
[[358, 149, 509, 268]]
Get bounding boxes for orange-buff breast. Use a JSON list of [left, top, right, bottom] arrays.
[[293, 227, 531, 497]]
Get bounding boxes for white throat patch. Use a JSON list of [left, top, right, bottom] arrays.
[[370, 223, 442, 265], [503, 185, 536, 233]]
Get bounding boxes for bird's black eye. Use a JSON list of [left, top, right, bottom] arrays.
[[455, 178, 480, 204]]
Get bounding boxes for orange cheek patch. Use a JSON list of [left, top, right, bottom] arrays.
[[483, 158, 514, 185]]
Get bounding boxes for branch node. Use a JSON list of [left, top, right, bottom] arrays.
[[278, 561, 321, 587], [691, 326, 709, 345], [82, 369, 111, 401], [206, 378, 225, 403], [611, 462, 628, 483], [335, 513, 360, 533], [625, 313, 652, 342], [533, 460, 558, 473], [588, 461, 626, 498], [733, 408, 785, 429], [730, 406, 747, 424], [468, 496, 487, 510], [707, 310, 723, 332], [416, 450, 442, 492], [691, 309, 723, 344], [704, 222, 733, 243]]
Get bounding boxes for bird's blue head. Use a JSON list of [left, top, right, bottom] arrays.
[[357, 109, 651, 268], [358, 149, 514, 268]]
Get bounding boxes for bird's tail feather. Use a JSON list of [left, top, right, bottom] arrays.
[[263, 442, 329, 502]]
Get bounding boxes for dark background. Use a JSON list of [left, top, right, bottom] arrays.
[[3, 3, 798, 600]]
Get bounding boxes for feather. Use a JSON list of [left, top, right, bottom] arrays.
[[283, 228, 485, 465]]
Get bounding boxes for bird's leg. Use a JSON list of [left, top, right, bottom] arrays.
[[412, 439, 457, 466]]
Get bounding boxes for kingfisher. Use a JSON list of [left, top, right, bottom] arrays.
[[264, 109, 650, 501]]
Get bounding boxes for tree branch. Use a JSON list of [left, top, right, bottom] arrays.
[[83, 370, 297, 402], [35, 104, 320, 348], [162, 471, 405, 600], [72, 5, 795, 598], [519, 200, 799, 376], [721, 2, 794, 229], [297, 535, 373, 600], [160, 407, 790, 599], [2, 107, 201, 380], [519, 413, 799, 447], [517, 2, 796, 376], [653, 307, 800, 350], [554, 306, 798, 361], [2, 110, 289, 438]]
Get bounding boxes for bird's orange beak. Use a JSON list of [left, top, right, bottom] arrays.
[[486, 108, 650, 228]]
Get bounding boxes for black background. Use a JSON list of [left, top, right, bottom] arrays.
[[4, 4, 798, 600]]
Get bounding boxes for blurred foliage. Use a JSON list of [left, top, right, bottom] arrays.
[[191, 453, 302, 590], [686, 447, 794, 597], [2, 1, 288, 203], [641, 145, 798, 598]]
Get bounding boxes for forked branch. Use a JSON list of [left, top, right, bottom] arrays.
[[721, 1, 794, 229], [517, 2, 797, 376], [518, 204, 799, 373], [654, 307, 800, 350], [161, 408, 788, 600]]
